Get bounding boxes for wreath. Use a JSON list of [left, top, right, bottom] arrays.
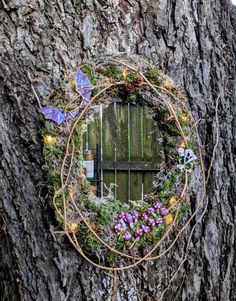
[[40, 55, 203, 270]]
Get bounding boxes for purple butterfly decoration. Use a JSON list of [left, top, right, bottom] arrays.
[[39, 68, 92, 124], [74, 68, 93, 107], [39, 106, 79, 125]]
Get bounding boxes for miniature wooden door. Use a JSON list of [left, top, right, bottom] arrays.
[[83, 103, 163, 201]]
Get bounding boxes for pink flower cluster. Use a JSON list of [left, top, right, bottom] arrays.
[[113, 200, 169, 241]]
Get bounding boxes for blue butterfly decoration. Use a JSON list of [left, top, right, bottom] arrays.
[[39, 68, 93, 124], [74, 68, 93, 107], [39, 107, 79, 125]]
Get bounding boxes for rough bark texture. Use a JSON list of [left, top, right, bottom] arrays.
[[0, 0, 236, 300]]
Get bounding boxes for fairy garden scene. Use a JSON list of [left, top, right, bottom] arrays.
[[40, 56, 202, 269]]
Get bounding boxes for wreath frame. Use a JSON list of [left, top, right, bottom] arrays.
[[40, 55, 205, 271]]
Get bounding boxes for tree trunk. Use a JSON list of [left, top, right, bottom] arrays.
[[0, 0, 235, 300]]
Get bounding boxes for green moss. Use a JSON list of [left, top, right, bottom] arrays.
[[84, 233, 101, 251], [98, 200, 123, 225], [46, 172, 61, 191], [177, 203, 190, 221], [126, 90, 145, 105], [70, 123, 84, 156], [40, 124, 58, 136], [163, 122, 181, 137], [146, 226, 164, 246], [80, 179, 91, 194], [105, 64, 121, 81], [145, 66, 164, 86], [43, 144, 62, 158], [125, 71, 138, 83], [80, 64, 98, 85], [106, 250, 118, 262]]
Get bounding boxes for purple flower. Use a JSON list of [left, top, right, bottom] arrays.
[[144, 194, 148, 200], [113, 222, 123, 233], [148, 219, 156, 227], [123, 232, 132, 241], [132, 210, 139, 220], [134, 228, 144, 238], [156, 217, 163, 225], [118, 219, 127, 230], [118, 212, 125, 219], [142, 213, 148, 220], [153, 201, 161, 210], [141, 225, 151, 233], [124, 213, 133, 224], [160, 208, 169, 216], [147, 207, 156, 216], [128, 222, 134, 229]]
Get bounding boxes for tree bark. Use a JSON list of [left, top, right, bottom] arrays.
[[0, 0, 235, 300]]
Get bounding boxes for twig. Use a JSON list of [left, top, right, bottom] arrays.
[[26, 71, 42, 109]]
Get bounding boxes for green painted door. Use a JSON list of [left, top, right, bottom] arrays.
[[83, 103, 163, 201]]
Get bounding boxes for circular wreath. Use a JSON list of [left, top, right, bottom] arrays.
[[40, 55, 204, 270]]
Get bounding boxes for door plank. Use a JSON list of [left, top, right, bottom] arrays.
[[102, 103, 116, 161], [143, 171, 156, 195], [116, 171, 129, 201], [129, 105, 142, 161], [142, 107, 162, 195], [103, 171, 116, 199], [130, 171, 142, 200], [116, 103, 129, 161], [142, 107, 162, 162], [88, 116, 100, 153]]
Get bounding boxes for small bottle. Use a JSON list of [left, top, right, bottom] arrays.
[[83, 149, 94, 180], [84, 149, 94, 161]]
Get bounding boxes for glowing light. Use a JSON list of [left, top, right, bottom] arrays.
[[71, 79, 76, 90], [231, 0, 236, 5], [122, 69, 128, 79], [164, 214, 174, 225], [44, 135, 57, 145], [169, 196, 177, 207], [163, 78, 175, 90], [180, 113, 188, 123], [180, 140, 187, 148], [68, 223, 79, 233]]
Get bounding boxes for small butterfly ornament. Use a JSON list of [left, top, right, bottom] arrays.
[[74, 68, 93, 108], [39, 68, 93, 124], [39, 107, 79, 125], [176, 148, 197, 171]]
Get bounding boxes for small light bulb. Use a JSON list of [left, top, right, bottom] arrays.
[[72, 79, 76, 90], [169, 196, 177, 207], [68, 223, 79, 233], [44, 135, 57, 145], [180, 140, 187, 148], [122, 69, 128, 79], [180, 113, 188, 123], [163, 78, 175, 90], [164, 214, 174, 225]]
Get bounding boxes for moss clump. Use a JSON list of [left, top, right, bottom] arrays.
[[126, 89, 145, 105], [124, 71, 138, 83], [46, 172, 61, 192], [43, 144, 62, 158], [105, 64, 121, 81], [145, 66, 163, 86], [84, 233, 101, 251], [80, 64, 98, 85]]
